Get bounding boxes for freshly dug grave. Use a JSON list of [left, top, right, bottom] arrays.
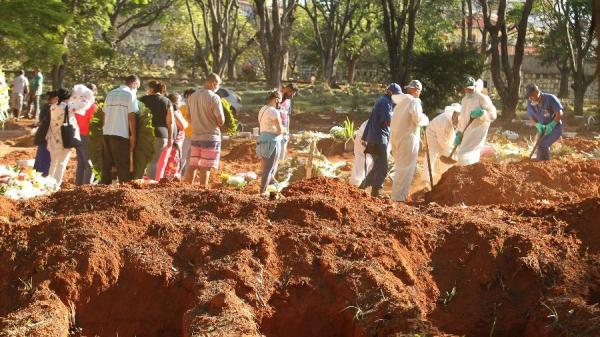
[[431, 159, 600, 206], [1, 178, 599, 337], [222, 140, 260, 162]]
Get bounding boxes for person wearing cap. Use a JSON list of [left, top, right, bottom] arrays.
[[359, 83, 402, 198], [46, 88, 77, 189], [279, 83, 298, 161], [525, 84, 563, 160], [454, 76, 497, 166], [390, 80, 429, 202], [423, 103, 462, 185]]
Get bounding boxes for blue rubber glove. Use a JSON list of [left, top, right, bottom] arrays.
[[535, 122, 545, 135], [454, 131, 463, 146], [544, 120, 558, 136], [470, 108, 484, 119]]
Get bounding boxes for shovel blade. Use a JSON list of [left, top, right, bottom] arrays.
[[439, 155, 457, 165]]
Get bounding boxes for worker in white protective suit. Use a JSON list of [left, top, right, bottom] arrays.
[[455, 76, 497, 166], [423, 103, 461, 186], [349, 120, 372, 186], [390, 80, 429, 202]]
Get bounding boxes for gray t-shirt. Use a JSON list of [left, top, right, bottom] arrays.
[[188, 88, 224, 141]]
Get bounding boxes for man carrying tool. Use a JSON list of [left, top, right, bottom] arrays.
[[359, 83, 402, 198], [390, 80, 429, 202], [525, 84, 563, 160], [423, 103, 461, 186], [453, 76, 496, 166]]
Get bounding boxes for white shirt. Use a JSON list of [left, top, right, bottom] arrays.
[[258, 105, 282, 134], [103, 85, 139, 139], [12, 75, 29, 95]]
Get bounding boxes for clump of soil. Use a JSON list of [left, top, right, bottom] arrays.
[[0, 149, 36, 165], [561, 137, 600, 153], [0, 178, 599, 337], [431, 159, 600, 206], [222, 140, 260, 162], [6, 134, 35, 148], [317, 137, 349, 156]]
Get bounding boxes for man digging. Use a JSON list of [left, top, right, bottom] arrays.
[[525, 84, 563, 161]]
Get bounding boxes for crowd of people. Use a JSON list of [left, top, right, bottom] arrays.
[[350, 76, 564, 201], [2, 67, 562, 198]]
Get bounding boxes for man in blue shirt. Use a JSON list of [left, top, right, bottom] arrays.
[[359, 83, 402, 198], [525, 84, 563, 160]]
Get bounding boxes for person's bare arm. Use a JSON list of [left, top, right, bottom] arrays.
[[128, 112, 136, 151], [554, 109, 563, 123], [215, 98, 225, 126], [166, 106, 174, 146]]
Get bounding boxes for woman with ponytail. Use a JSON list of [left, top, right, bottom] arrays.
[[141, 79, 174, 180]]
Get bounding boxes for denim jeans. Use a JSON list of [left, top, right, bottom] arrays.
[[362, 143, 388, 189], [76, 135, 93, 185], [260, 141, 281, 194], [537, 125, 562, 160]]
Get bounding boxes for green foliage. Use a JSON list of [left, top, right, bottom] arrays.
[[0, 0, 70, 67], [412, 47, 485, 112], [221, 98, 238, 136], [88, 101, 155, 181]]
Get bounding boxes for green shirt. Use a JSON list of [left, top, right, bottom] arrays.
[[30, 73, 43, 95]]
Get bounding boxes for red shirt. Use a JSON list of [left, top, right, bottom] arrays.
[[75, 102, 97, 136]]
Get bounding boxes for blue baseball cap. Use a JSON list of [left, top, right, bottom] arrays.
[[387, 83, 402, 95]]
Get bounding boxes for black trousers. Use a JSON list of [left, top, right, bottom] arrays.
[[101, 135, 132, 184]]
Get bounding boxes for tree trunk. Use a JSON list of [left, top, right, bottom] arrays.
[[461, 0, 466, 47], [51, 52, 68, 89], [558, 65, 570, 98], [267, 53, 283, 88], [573, 80, 586, 116], [227, 56, 237, 80], [466, 0, 473, 45], [346, 57, 357, 84]]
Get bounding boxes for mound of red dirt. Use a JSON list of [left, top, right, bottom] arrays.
[[431, 159, 600, 206], [222, 141, 260, 162], [561, 137, 600, 153], [0, 178, 599, 337]]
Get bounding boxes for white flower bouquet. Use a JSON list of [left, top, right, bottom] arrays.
[[0, 165, 57, 200]]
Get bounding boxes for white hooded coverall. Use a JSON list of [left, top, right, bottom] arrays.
[[456, 90, 497, 166], [424, 104, 460, 185], [390, 93, 429, 201], [349, 121, 372, 186]]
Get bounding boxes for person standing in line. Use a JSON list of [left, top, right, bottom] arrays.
[[10, 70, 29, 119], [101, 75, 140, 184], [33, 91, 58, 176], [359, 83, 402, 198], [257, 90, 284, 195], [525, 84, 563, 160], [45, 88, 76, 189], [184, 73, 224, 187], [141, 80, 173, 181], [163, 92, 188, 179], [454, 76, 497, 166], [74, 83, 98, 185], [27, 67, 44, 120], [390, 80, 429, 202], [179, 88, 196, 176], [279, 83, 298, 161]]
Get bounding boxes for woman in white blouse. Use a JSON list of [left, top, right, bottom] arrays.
[[256, 90, 285, 195], [46, 84, 93, 190]]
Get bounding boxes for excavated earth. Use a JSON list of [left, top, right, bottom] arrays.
[[431, 159, 600, 206], [0, 177, 599, 337]]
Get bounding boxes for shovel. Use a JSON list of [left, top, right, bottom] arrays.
[[440, 117, 475, 165], [423, 127, 434, 192], [528, 133, 545, 159]]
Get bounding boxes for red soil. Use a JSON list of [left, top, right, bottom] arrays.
[[0, 177, 598, 337], [222, 140, 260, 163], [561, 137, 600, 153], [431, 159, 600, 206]]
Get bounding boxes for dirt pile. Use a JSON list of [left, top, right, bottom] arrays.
[[222, 141, 260, 162], [431, 159, 600, 206], [561, 137, 600, 153], [0, 178, 599, 337]]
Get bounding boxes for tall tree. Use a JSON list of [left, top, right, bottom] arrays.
[[537, 23, 571, 98], [379, 0, 421, 85], [299, 0, 370, 83], [479, 0, 534, 120], [102, 0, 175, 48], [253, 0, 299, 88], [185, 0, 254, 78], [541, 0, 596, 115], [342, 14, 376, 84]]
